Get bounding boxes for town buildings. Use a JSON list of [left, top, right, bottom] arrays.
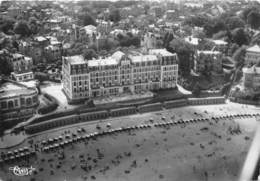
[[0, 79, 39, 122], [245, 45, 260, 65], [11, 53, 34, 82], [210, 39, 228, 54], [194, 50, 223, 74], [242, 65, 260, 92], [62, 49, 178, 103], [18, 36, 62, 64]]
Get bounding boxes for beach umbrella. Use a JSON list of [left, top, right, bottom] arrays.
[[65, 134, 70, 139], [7, 151, 13, 156], [24, 146, 29, 151]]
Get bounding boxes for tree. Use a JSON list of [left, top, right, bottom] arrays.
[[163, 32, 174, 48], [109, 9, 121, 22], [212, 31, 227, 40], [78, 13, 96, 26], [144, 4, 150, 15], [228, 43, 239, 56], [204, 18, 226, 37], [28, 17, 39, 34], [193, 29, 206, 39], [83, 49, 97, 60], [247, 11, 260, 29], [169, 38, 195, 76], [14, 20, 31, 37], [192, 82, 201, 97], [118, 33, 140, 47], [225, 16, 245, 30], [232, 45, 247, 67], [0, 16, 15, 34], [184, 14, 210, 27], [241, 6, 259, 21], [0, 50, 13, 75], [198, 39, 215, 51], [231, 28, 249, 46]]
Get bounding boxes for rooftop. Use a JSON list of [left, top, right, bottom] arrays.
[[66, 55, 86, 65], [210, 39, 228, 45], [81, 25, 97, 34], [243, 65, 260, 74], [185, 36, 200, 45], [12, 53, 24, 59], [111, 51, 125, 61], [197, 50, 221, 54], [247, 45, 260, 53], [130, 55, 158, 63], [88, 57, 118, 67], [34, 36, 47, 42], [0, 81, 35, 99]]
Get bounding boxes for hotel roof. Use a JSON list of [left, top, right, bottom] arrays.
[[66, 55, 86, 65], [247, 45, 260, 53], [111, 51, 125, 61], [88, 57, 118, 67], [130, 55, 158, 63]]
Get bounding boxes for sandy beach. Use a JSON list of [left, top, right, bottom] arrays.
[[0, 103, 259, 181]]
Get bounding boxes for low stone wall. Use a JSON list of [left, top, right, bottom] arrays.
[[138, 102, 163, 113], [25, 115, 79, 134], [229, 97, 260, 105], [163, 99, 188, 109], [25, 96, 226, 134], [187, 97, 225, 105], [25, 110, 109, 134], [110, 107, 137, 117]]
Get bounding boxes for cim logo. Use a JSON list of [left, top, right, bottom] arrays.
[[9, 166, 36, 176]]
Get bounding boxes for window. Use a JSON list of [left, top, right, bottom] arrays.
[[33, 96, 37, 103], [1, 101, 7, 109], [21, 98, 25, 105], [26, 98, 32, 106], [14, 100, 18, 106]]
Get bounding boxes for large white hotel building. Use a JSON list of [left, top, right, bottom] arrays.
[[62, 49, 178, 103]]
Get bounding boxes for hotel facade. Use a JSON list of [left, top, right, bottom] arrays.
[[62, 49, 178, 103]]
